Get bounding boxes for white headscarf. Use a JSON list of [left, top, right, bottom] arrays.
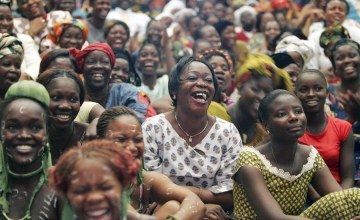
[[234, 5, 257, 26]]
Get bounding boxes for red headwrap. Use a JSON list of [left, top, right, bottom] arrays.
[[68, 43, 115, 72]]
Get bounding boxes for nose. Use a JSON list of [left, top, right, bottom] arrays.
[[59, 100, 71, 109], [86, 191, 105, 204], [288, 111, 298, 121], [18, 128, 31, 139], [255, 89, 266, 100], [308, 88, 315, 96]]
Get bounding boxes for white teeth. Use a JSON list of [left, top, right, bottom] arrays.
[[57, 115, 70, 119], [194, 92, 208, 100], [16, 145, 32, 153], [86, 209, 108, 217]]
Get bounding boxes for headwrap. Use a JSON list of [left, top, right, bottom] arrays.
[[234, 5, 257, 26], [0, 33, 24, 61], [0, 0, 11, 7], [197, 49, 234, 71], [275, 35, 315, 69], [0, 81, 52, 213], [271, 52, 296, 69], [319, 23, 351, 49], [68, 42, 115, 71], [48, 19, 89, 45], [162, 0, 186, 14], [234, 53, 293, 92]]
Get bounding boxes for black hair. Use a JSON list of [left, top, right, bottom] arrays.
[[96, 106, 141, 138], [37, 68, 85, 105], [113, 49, 141, 86], [324, 0, 349, 15], [295, 69, 328, 90], [168, 56, 219, 107], [193, 24, 214, 40], [258, 89, 297, 124], [39, 49, 78, 74], [214, 19, 234, 36], [271, 53, 296, 69], [329, 39, 360, 67], [104, 20, 130, 40]]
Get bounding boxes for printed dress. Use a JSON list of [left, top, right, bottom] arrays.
[[143, 114, 242, 193]]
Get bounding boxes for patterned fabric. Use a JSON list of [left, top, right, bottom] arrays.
[[0, 33, 24, 61], [300, 188, 360, 219], [233, 146, 326, 219], [48, 19, 88, 45], [319, 23, 351, 49], [143, 114, 242, 193]]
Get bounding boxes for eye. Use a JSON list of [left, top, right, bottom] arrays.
[[5, 124, 18, 133], [205, 78, 214, 84], [51, 95, 61, 101], [101, 60, 110, 65], [31, 124, 43, 133], [186, 76, 198, 82], [134, 137, 143, 143], [113, 137, 127, 143], [101, 184, 114, 191], [315, 86, 323, 92], [298, 87, 307, 93], [73, 187, 88, 195], [294, 108, 303, 115], [70, 96, 79, 103], [276, 111, 286, 118]]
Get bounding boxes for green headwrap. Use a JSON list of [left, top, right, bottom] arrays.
[[0, 33, 24, 61]]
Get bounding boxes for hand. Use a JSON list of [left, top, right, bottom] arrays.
[[145, 202, 159, 215], [309, 9, 324, 22], [203, 204, 229, 220], [84, 119, 98, 141], [337, 90, 360, 122], [28, 17, 47, 36]]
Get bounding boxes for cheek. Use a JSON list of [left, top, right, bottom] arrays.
[[67, 194, 85, 210]]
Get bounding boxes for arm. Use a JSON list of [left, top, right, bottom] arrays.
[[234, 166, 309, 220], [88, 103, 105, 123], [311, 166, 342, 196], [162, 30, 176, 75], [339, 130, 355, 189], [145, 172, 206, 220]]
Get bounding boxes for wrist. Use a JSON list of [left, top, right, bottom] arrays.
[[197, 186, 203, 198]]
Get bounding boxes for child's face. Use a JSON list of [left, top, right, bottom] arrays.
[[66, 158, 122, 220]]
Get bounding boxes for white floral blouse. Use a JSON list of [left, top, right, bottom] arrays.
[[143, 114, 242, 193]]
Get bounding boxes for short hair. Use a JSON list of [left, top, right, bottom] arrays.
[[113, 49, 141, 86], [193, 24, 212, 40], [49, 139, 141, 194], [324, 0, 349, 15], [97, 106, 141, 138], [104, 20, 130, 40], [295, 69, 328, 90], [39, 49, 77, 74], [258, 89, 297, 124], [329, 39, 360, 67], [168, 56, 219, 107], [37, 68, 85, 105]]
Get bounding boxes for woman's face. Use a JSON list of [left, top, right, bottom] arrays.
[[92, 0, 111, 20], [201, 2, 214, 18], [208, 55, 231, 92], [176, 61, 215, 114], [325, 0, 347, 25], [0, 54, 22, 94], [295, 72, 327, 113], [106, 24, 129, 51], [260, 12, 275, 32], [193, 41, 212, 58], [20, 0, 46, 20], [264, 20, 281, 44], [200, 26, 221, 49], [66, 158, 122, 220], [283, 63, 301, 89], [59, 26, 85, 50], [110, 58, 130, 84], [334, 44, 360, 81], [239, 77, 273, 120], [47, 57, 76, 72], [266, 94, 306, 140], [83, 50, 112, 90], [220, 25, 236, 49], [105, 115, 144, 159], [146, 21, 164, 46], [0, 5, 13, 33], [189, 17, 203, 37], [2, 99, 47, 166], [58, 0, 76, 12], [137, 44, 159, 76], [47, 77, 81, 129]]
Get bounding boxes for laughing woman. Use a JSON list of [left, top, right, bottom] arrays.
[[0, 81, 58, 219], [37, 68, 88, 163], [143, 56, 242, 219]]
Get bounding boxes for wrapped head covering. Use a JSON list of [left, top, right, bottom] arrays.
[[275, 35, 315, 69], [0, 0, 11, 7], [68, 42, 115, 71], [271, 53, 296, 69], [48, 19, 89, 45], [319, 23, 351, 49], [0, 33, 24, 61], [234, 53, 293, 92], [163, 0, 186, 14], [234, 5, 257, 26]]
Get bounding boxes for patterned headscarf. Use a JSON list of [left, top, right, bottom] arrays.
[[68, 42, 115, 71], [319, 23, 351, 49], [48, 19, 88, 45], [275, 35, 314, 69], [234, 53, 293, 92], [0, 33, 24, 61], [197, 49, 234, 72]]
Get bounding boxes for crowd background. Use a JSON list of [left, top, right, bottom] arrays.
[[0, 0, 360, 219]]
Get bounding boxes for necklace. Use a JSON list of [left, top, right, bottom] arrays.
[[7, 164, 43, 179], [174, 113, 209, 143], [270, 144, 297, 174]]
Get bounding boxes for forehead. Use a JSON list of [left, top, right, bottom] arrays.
[[64, 26, 82, 33], [183, 61, 211, 75], [47, 76, 78, 90], [0, 5, 11, 13], [335, 44, 360, 54], [141, 44, 157, 52], [106, 115, 140, 131], [86, 50, 108, 59], [269, 94, 300, 111], [208, 55, 227, 64], [5, 99, 45, 117], [297, 72, 326, 85]]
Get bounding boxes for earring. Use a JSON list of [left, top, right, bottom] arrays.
[[172, 94, 176, 99]]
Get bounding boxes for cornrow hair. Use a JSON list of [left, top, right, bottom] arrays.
[[97, 106, 141, 138], [197, 49, 233, 71], [49, 139, 141, 195]]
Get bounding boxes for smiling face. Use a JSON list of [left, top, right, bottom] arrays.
[[0, 5, 13, 34], [200, 26, 221, 49], [239, 77, 273, 120], [58, 0, 76, 12], [283, 63, 301, 90], [110, 58, 130, 84], [83, 50, 112, 90], [137, 44, 160, 76], [220, 25, 236, 49], [325, 0, 347, 25], [0, 54, 22, 95], [264, 20, 281, 44], [266, 94, 306, 140], [104, 115, 144, 159], [176, 61, 215, 114], [2, 99, 47, 166], [19, 0, 46, 20], [334, 44, 360, 82], [47, 77, 81, 129], [146, 21, 164, 46], [59, 26, 85, 50], [106, 24, 129, 51], [92, 0, 111, 21], [208, 55, 231, 92], [66, 158, 122, 220]]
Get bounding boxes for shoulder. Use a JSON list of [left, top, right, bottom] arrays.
[[143, 114, 166, 127]]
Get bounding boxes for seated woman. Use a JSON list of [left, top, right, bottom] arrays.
[[49, 139, 154, 220], [143, 56, 242, 219], [233, 89, 359, 219], [97, 106, 206, 219], [111, 49, 141, 86], [48, 19, 88, 50], [0, 81, 58, 219], [37, 69, 88, 163], [0, 33, 24, 101], [295, 69, 354, 201]]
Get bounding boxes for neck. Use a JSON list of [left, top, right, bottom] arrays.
[[141, 74, 157, 89], [7, 160, 43, 178], [340, 78, 360, 92], [174, 109, 208, 134], [86, 84, 108, 105], [305, 110, 327, 134], [89, 16, 105, 29], [269, 138, 298, 164]]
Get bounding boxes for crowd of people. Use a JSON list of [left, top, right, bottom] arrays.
[[0, 0, 360, 219]]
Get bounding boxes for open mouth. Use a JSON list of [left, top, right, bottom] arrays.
[[15, 145, 33, 154], [191, 91, 209, 103], [92, 73, 104, 81], [54, 113, 72, 123], [305, 100, 319, 106], [85, 208, 111, 220]]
